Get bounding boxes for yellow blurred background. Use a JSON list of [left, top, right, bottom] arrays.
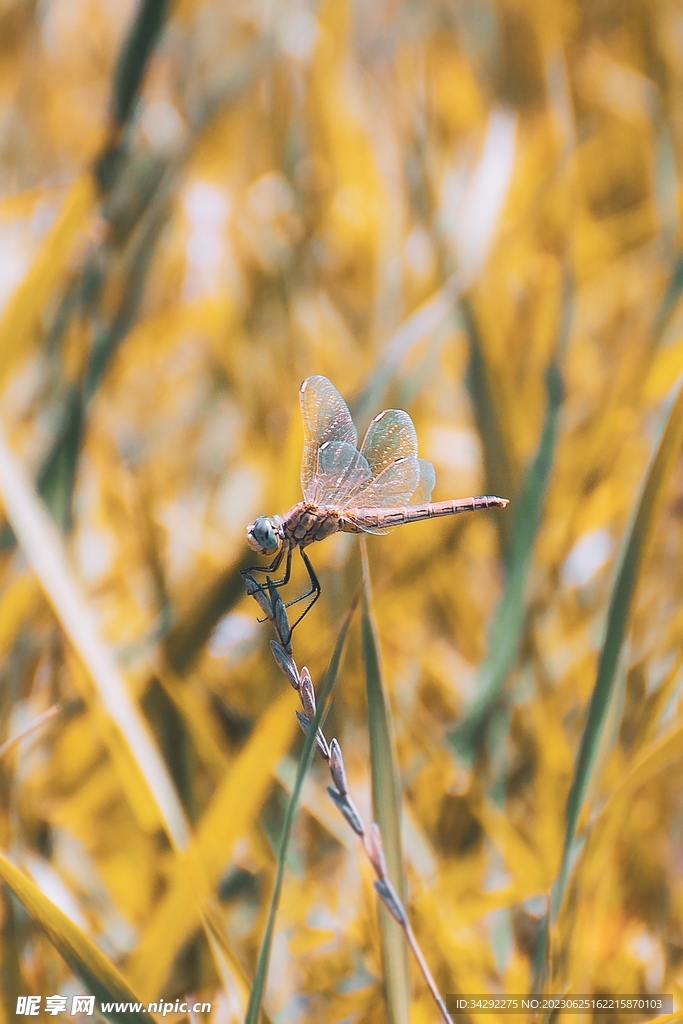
[[2, 0, 683, 1021]]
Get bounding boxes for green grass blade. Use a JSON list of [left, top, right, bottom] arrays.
[[450, 275, 572, 760], [360, 540, 411, 1024], [0, 853, 154, 1024], [53, 220, 163, 533], [559, 376, 683, 904], [164, 555, 247, 675], [97, 0, 171, 189], [651, 251, 683, 351], [245, 593, 359, 1024], [111, 0, 171, 129], [460, 295, 517, 550], [532, 375, 683, 988]]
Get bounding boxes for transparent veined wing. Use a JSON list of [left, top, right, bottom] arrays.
[[300, 376, 357, 501], [360, 408, 435, 502], [411, 458, 436, 504], [359, 409, 418, 476], [310, 440, 372, 506], [348, 456, 420, 509], [341, 456, 421, 533]]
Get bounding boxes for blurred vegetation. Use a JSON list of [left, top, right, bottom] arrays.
[[2, 0, 683, 1021]]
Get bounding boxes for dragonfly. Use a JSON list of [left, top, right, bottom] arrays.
[[243, 375, 509, 630]]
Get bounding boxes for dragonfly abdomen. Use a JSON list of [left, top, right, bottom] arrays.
[[341, 495, 509, 532]]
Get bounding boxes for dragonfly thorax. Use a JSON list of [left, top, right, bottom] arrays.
[[246, 515, 283, 555], [282, 502, 341, 549]]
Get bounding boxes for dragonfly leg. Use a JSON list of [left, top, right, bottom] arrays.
[[241, 546, 290, 622], [285, 549, 322, 631], [240, 545, 289, 587], [242, 547, 294, 623]]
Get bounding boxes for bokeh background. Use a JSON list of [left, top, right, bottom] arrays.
[[3, 0, 683, 1021]]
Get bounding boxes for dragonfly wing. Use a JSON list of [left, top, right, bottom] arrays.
[[342, 515, 393, 536], [359, 409, 418, 476], [313, 440, 372, 506], [300, 376, 358, 501], [411, 458, 436, 504], [350, 455, 420, 509], [343, 457, 435, 534]]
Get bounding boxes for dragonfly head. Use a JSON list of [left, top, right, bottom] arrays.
[[246, 516, 281, 555]]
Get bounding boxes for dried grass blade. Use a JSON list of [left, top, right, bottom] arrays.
[[352, 271, 465, 424], [0, 427, 190, 851], [0, 575, 42, 661], [0, 705, 60, 760], [244, 592, 358, 1024], [360, 539, 411, 1024], [126, 691, 297, 999], [569, 700, 683, 929], [0, 175, 96, 392], [0, 853, 154, 1024]]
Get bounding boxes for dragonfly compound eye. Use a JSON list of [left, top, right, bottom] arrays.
[[247, 516, 280, 554]]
